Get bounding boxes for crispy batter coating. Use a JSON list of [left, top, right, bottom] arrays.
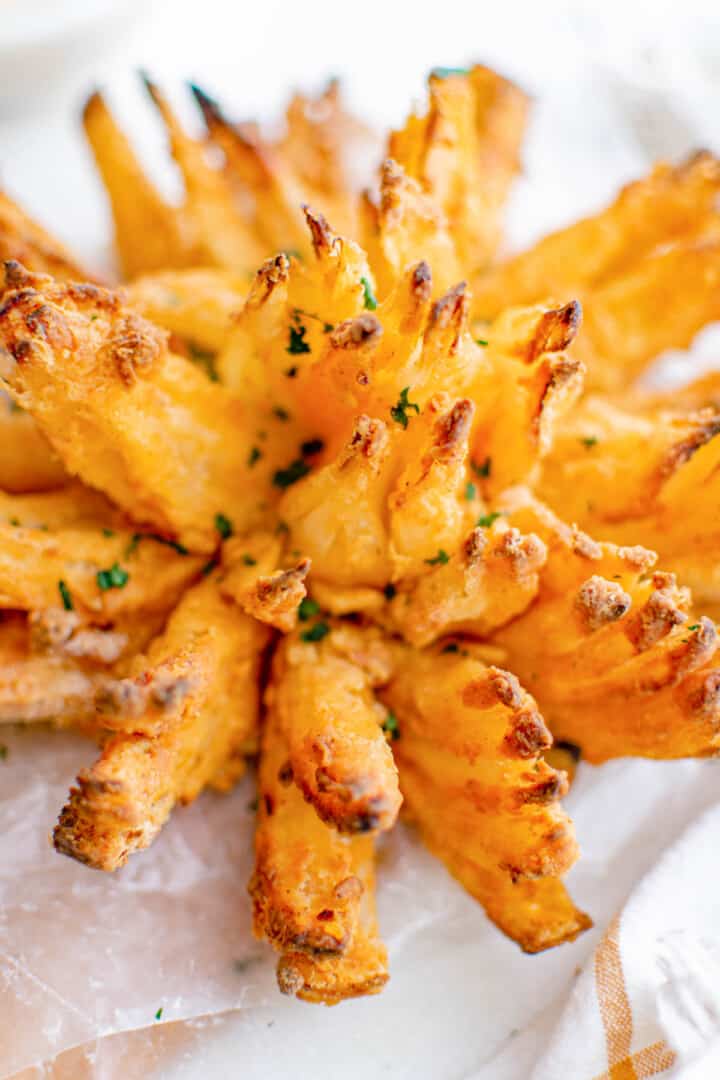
[[83, 90, 197, 278], [54, 576, 269, 870], [268, 623, 401, 833], [0, 613, 102, 726], [381, 643, 589, 952], [0, 190, 93, 282], [493, 490, 720, 761], [0, 503, 202, 621], [389, 65, 529, 277], [127, 268, 245, 354], [0, 395, 68, 493], [221, 530, 310, 633], [473, 151, 720, 315], [473, 153, 720, 390], [251, 704, 388, 1004], [0, 263, 262, 552], [539, 394, 720, 605]]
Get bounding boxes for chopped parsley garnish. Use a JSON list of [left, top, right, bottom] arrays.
[[96, 563, 129, 591], [425, 549, 450, 566], [287, 312, 311, 355], [248, 446, 262, 467], [188, 344, 219, 382], [201, 558, 218, 577], [273, 406, 291, 421], [472, 457, 492, 478], [476, 338, 489, 346], [0, 745, 7, 761], [301, 621, 330, 643], [431, 66, 470, 78], [285, 366, 298, 378], [155, 1007, 163, 1021], [102, 528, 115, 538], [361, 276, 378, 311], [215, 513, 234, 540], [58, 580, 74, 611], [390, 387, 421, 429], [580, 436, 598, 449], [301, 438, 324, 457], [383, 583, 397, 600], [273, 459, 310, 488], [242, 554, 257, 566], [477, 512, 502, 528], [9, 517, 20, 526], [465, 481, 477, 501], [382, 712, 400, 740], [687, 623, 700, 631], [442, 642, 459, 653], [298, 597, 320, 621]]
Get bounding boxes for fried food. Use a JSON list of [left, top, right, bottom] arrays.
[[0, 396, 68, 492], [10, 60, 720, 1006], [381, 642, 589, 952], [472, 153, 720, 391], [389, 64, 529, 277], [251, 704, 388, 1003], [0, 263, 262, 552], [492, 489, 720, 761], [268, 622, 401, 833], [538, 394, 720, 605], [54, 575, 269, 870]]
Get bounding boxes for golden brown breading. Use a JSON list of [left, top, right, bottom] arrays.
[[0, 263, 262, 552], [268, 623, 401, 833], [0, 190, 93, 282], [389, 64, 529, 277], [0, 395, 68, 493], [381, 642, 589, 952], [251, 704, 388, 1003], [126, 268, 245, 355], [492, 489, 720, 761], [220, 530, 310, 633], [54, 575, 269, 870], [0, 613, 102, 726]]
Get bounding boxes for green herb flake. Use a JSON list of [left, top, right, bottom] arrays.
[[472, 457, 492, 478], [442, 642, 459, 654], [273, 459, 310, 489], [248, 446, 262, 467], [382, 712, 400, 740], [465, 481, 477, 501], [102, 528, 115, 538], [298, 598, 320, 621], [155, 1008, 163, 1022], [476, 338, 489, 347], [383, 583, 396, 600], [301, 438, 324, 457], [687, 623, 701, 631], [0, 745, 7, 761], [301, 621, 330, 643], [477, 512, 502, 528], [273, 406, 291, 421], [430, 66, 470, 79], [390, 387, 421, 429], [580, 436, 598, 449], [9, 517, 20, 527], [201, 558, 218, 578], [215, 513, 234, 540], [425, 549, 450, 566], [58, 580, 74, 611], [242, 554, 257, 566], [361, 276, 378, 311], [285, 366, 298, 378], [96, 563, 130, 591], [287, 312, 311, 355], [188, 344, 219, 382]]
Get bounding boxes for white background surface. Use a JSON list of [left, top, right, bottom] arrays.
[[3, 1, 720, 1077]]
